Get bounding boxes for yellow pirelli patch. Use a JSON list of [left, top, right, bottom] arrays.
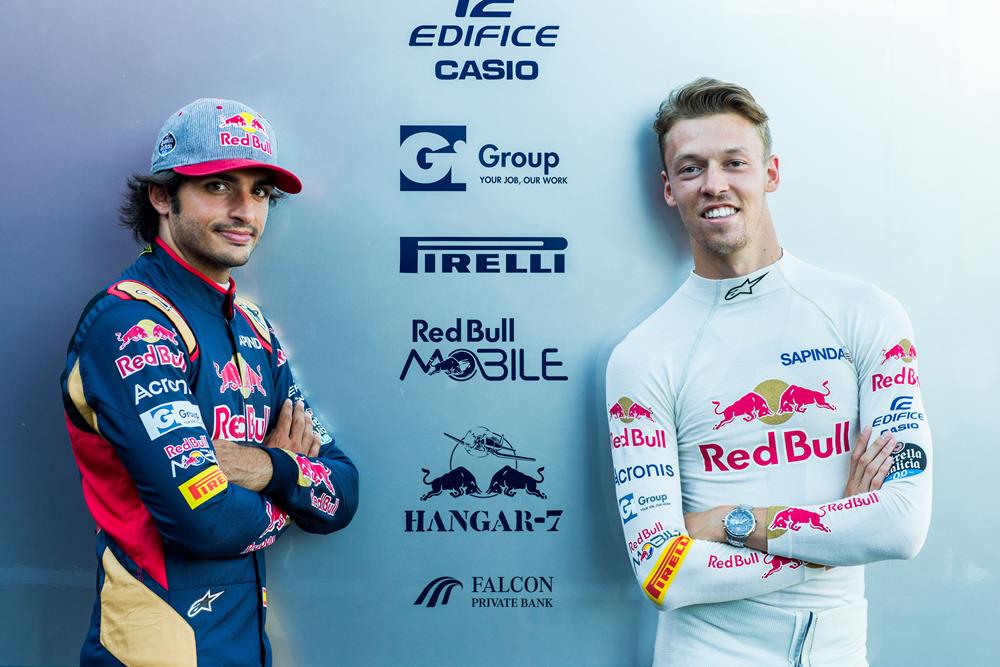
[[642, 535, 692, 604], [179, 465, 228, 509]]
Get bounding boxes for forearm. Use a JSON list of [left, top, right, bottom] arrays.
[[213, 440, 273, 492]]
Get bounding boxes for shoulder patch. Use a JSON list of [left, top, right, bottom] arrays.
[[234, 296, 273, 354], [107, 280, 199, 359]]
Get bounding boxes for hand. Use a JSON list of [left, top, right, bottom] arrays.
[[844, 427, 896, 497], [265, 399, 322, 458]]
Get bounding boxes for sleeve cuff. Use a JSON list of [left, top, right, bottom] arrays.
[[262, 448, 298, 497]]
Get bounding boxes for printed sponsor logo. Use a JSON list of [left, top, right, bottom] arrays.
[[699, 421, 851, 473], [630, 529, 682, 572], [139, 400, 203, 440], [214, 354, 267, 398], [179, 465, 228, 509], [115, 344, 186, 379], [885, 442, 928, 482], [115, 319, 179, 350], [707, 551, 761, 570], [619, 493, 638, 524], [400, 317, 567, 382], [415, 575, 555, 609], [260, 499, 290, 538], [767, 493, 880, 539], [170, 449, 217, 478], [408, 0, 559, 81], [870, 367, 920, 392], [276, 348, 288, 366], [872, 395, 926, 434], [310, 490, 340, 517], [643, 535, 692, 604], [212, 404, 270, 444], [780, 347, 851, 366], [218, 111, 271, 155], [400, 237, 567, 274], [134, 377, 189, 404], [187, 589, 224, 618], [627, 522, 665, 553], [711, 379, 836, 431], [405, 426, 563, 533], [880, 339, 917, 365], [164, 435, 211, 459], [158, 132, 175, 155], [400, 125, 564, 191], [614, 462, 675, 487], [723, 273, 766, 301], [239, 334, 263, 350], [761, 555, 803, 579], [608, 397, 655, 424], [294, 454, 337, 495], [610, 427, 667, 449]]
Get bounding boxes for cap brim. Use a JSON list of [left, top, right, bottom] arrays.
[[173, 159, 302, 194]]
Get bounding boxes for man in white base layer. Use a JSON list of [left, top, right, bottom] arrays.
[[605, 78, 931, 666]]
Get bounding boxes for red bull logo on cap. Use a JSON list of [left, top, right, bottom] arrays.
[[218, 111, 272, 156], [115, 319, 180, 350], [880, 338, 917, 365], [219, 111, 268, 136], [710, 379, 836, 430], [214, 354, 267, 399], [608, 397, 656, 424]]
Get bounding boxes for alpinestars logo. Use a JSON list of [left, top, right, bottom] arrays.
[[404, 427, 564, 533], [414, 576, 463, 607]]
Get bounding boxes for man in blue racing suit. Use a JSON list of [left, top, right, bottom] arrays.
[[61, 98, 359, 666]]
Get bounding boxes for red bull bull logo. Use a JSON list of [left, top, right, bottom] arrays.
[[768, 506, 831, 535], [294, 454, 336, 495], [608, 397, 656, 424], [710, 379, 837, 430], [761, 555, 802, 579], [260, 500, 289, 538], [214, 354, 267, 399], [115, 319, 180, 350], [219, 112, 268, 136], [880, 338, 917, 365]]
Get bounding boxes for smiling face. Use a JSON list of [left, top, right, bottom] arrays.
[[661, 113, 781, 276], [150, 169, 275, 282]]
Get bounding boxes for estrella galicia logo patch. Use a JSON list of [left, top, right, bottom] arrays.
[[414, 576, 463, 607], [885, 441, 927, 482], [158, 132, 176, 155], [400, 125, 466, 191]]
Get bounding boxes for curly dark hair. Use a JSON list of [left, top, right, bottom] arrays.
[[119, 170, 288, 244]]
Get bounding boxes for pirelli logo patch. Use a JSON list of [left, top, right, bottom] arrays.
[[642, 535, 692, 604], [180, 465, 228, 509]]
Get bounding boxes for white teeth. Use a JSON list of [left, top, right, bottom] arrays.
[[704, 206, 737, 219]]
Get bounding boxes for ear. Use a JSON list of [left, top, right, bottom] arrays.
[[765, 154, 780, 193], [148, 183, 172, 215], [661, 170, 677, 208]]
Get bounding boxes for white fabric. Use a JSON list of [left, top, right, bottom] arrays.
[[606, 251, 931, 665]]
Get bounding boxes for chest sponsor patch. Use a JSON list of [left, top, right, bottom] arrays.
[[139, 400, 203, 440]]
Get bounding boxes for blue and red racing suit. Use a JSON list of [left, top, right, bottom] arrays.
[[61, 238, 358, 666], [606, 252, 931, 666]]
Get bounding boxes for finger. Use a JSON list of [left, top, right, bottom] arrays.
[[308, 433, 322, 458], [870, 455, 894, 491], [861, 435, 896, 491], [276, 399, 293, 433], [288, 400, 307, 450], [853, 432, 887, 488], [847, 428, 870, 480]]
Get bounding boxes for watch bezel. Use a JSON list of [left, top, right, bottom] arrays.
[[724, 505, 756, 546]]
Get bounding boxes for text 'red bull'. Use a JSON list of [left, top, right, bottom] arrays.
[[699, 421, 850, 472], [213, 405, 270, 444], [219, 131, 272, 155], [611, 427, 668, 449], [115, 344, 186, 379]]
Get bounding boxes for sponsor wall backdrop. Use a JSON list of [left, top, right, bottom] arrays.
[[1, 1, 996, 665]]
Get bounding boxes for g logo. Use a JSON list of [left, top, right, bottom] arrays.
[[400, 125, 467, 191]]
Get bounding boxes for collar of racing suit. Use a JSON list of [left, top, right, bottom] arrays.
[[150, 237, 237, 319], [683, 250, 795, 306]]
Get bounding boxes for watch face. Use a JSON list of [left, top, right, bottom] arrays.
[[726, 508, 754, 538]]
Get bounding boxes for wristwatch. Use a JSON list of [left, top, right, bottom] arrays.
[[723, 505, 756, 548]]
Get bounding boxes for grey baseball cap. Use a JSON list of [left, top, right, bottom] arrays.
[[150, 98, 302, 194]]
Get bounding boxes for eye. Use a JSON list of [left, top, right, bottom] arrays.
[[728, 160, 748, 168], [252, 186, 273, 199], [679, 165, 702, 176], [206, 181, 229, 192]]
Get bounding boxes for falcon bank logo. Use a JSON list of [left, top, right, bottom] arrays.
[[399, 125, 565, 192], [408, 0, 560, 81]]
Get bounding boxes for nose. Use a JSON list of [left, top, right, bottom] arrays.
[[700, 163, 729, 197], [228, 188, 261, 226]]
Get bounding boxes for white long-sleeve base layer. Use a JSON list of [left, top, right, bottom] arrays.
[[606, 252, 931, 667]]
